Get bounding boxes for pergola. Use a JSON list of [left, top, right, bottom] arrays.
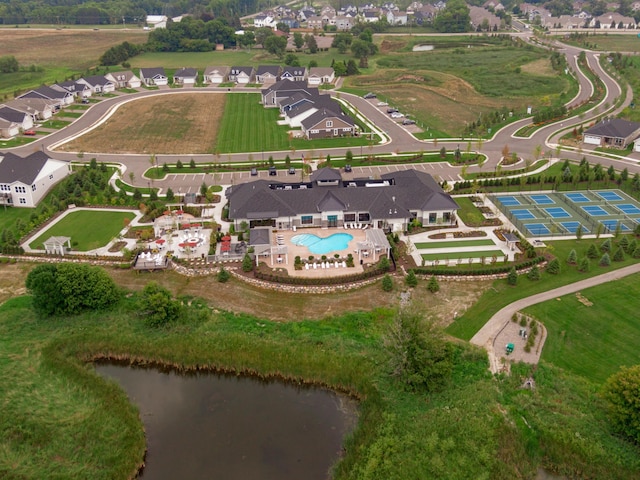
[[356, 229, 391, 262], [43, 236, 71, 256]]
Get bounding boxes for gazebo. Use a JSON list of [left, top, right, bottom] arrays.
[[355, 229, 391, 263], [43, 236, 71, 256]]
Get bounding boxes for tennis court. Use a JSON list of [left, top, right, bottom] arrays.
[[544, 207, 571, 218], [596, 190, 624, 201], [529, 194, 554, 205], [490, 189, 640, 238], [582, 205, 609, 216], [565, 192, 590, 203]]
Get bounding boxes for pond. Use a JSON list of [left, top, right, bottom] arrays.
[[96, 364, 358, 480]]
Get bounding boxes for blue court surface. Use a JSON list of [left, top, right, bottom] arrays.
[[529, 194, 554, 205], [616, 204, 640, 215], [601, 220, 631, 232], [511, 209, 536, 220], [497, 196, 520, 206], [525, 223, 551, 235], [544, 207, 571, 218], [561, 222, 589, 234], [582, 205, 608, 216], [565, 192, 590, 203], [596, 191, 623, 201]]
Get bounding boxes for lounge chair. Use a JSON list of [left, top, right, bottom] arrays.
[[342, 261, 347, 267], [335, 261, 339, 268], [305, 263, 309, 270], [344, 223, 349, 229], [321, 262, 325, 269], [313, 263, 317, 269]]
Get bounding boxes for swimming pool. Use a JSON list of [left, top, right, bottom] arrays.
[[290, 233, 353, 255]]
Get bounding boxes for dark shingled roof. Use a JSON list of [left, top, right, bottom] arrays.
[[0, 151, 50, 184], [0, 106, 28, 123], [585, 118, 640, 138], [256, 65, 281, 76], [228, 168, 458, 221], [174, 67, 198, 78], [301, 108, 355, 130], [82, 75, 112, 86], [140, 67, 166, 78]]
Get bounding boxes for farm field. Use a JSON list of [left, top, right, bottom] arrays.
[[60, 93, 226, 154], [28, 210, 135, 251], [524, 273, 640, 384]]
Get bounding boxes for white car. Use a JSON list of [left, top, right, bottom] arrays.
[[390, 112, 404, 118], [377, 101, 388, 107]]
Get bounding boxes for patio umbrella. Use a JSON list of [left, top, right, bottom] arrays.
[[222, 235, 231, 241], [178, 243, 186, 248], [155, 239, 166, 245]]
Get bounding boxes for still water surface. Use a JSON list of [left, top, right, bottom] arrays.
[[96, 364, 358, 480]]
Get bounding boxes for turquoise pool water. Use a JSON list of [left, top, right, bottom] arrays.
[[290, 233, 353, 255]]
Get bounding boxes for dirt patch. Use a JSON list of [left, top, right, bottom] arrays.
[[61, 93, 226, 154], [0, 263, 31, 304], [379, 39, 407, 53], [520, 58, 555, 77]]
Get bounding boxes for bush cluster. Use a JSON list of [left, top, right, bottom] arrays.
[[411, 256, 544, 277], [255, 264, 388, 285]]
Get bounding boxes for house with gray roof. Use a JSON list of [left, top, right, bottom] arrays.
[[105, 70, 141, 89], [227, 168, 457, 233], [301, 108, 356, 139], [76, 75, 115, 94], [173, 68, 198, 85], [0, 151, 71, 207], [203, 66, 230, 84], [18, 86, 74, 108], [229, 66, 255, 84], [0, 106, 34, 131], [256, 65, 282, 85], [280, 66, 307, 82], [262, 80, 318, 107], [139, 67, 168, 86], [583, 118, 640, 148], [7, 98, 54, 121], [0, 118, 20, 139], [53, 80, 92, 98], [283, 95, 343, 127]]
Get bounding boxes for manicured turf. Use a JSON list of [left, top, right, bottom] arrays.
[[29, 210, 135, 251], [414, 239, 496, 249], [421, 249, 504, 261], [454, 196, 486, 227], [525, 273, 640, 385]]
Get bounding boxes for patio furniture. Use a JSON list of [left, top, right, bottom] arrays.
[[305, 263, 309, 270]]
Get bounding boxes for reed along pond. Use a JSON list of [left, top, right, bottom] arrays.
[[96, 364, 359, 480]]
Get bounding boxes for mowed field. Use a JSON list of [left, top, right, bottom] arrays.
[[61, 93, 226, 154]]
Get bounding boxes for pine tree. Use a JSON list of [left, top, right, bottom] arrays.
[[405, 270, 418, 287], [586, 243, 599, 259], [567, 249, 578, 264], [217, 266, 230, 283], [619, 235, 630, 252], [578, 257, 590, 272], [382, 274, 393, 291], [527, 265, 540, 281], [546, 258, 560, 274], [613, 247, 625, 262], [600, 252, 611, 266], [601, 238, 612, 252], [507, 267, 518, 285], [427, 275, 440, 293]]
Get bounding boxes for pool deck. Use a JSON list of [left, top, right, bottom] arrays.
[[266, 227, 376, 277]]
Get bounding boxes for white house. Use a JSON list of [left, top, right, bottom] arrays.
[[76, 75, 115, 94], [308, 67, 335, 85], [203, 66, 230, 84], [0, 106, 34, 131], [105, 70, 141, 89], [0, 151, 71, 207], [0, 118, 20, 139], [146, 15, 168, 28], [173, 67, 198, 85], [7, 98, 54, 120], [139, 67, 168, 86]]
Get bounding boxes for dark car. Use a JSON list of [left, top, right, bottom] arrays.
[[344, 164, 352, 173], [363, 92, 377, 99], [386, 107, 398, 114], [288, 167, 295, 175], [268, 166, 277, 176], [81, 98, 90, 104], [250, 167, 258, 176], [402, 119, 416, 125]]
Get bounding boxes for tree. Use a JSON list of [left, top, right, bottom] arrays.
[[587, 243, 599, 259], [546, 258, 560, 274], [276, 22, 290, 33], [255, 27, 274, 47], [242, 253, 253, 272], [527, 265, 540, 281], [189, 159, 196, 169], [265, 35, 287, 58], [434, 0, 471, 32], [567, 249, 578, 264], [427, 275, 440, 293], [217, 266, 230, 282], [351, 38, 378, 68], [379, 256, 391, 272], [507, 267, 518, 285], [382, 274, 393, 291], [25, 264, 64, 316], [601, 365, 640, 443], [600, 252, 611, 266], [383, 308, 454, 391], [284, 53, 300, 66], [293, 32, 305, 49], [176, 160, 183, 169], [613, 247, 625, 262], [304, 34, 318, 53], [578, 257, 590, 272], [346, 59, 359, 75], [405, 270, 418, 287], [601, 238, 612, 252], [200, 182, 208, 196], [575, 224, 583, 240], [0, 55, 19, 73], [166, 187, 175, 201], [139, 281, 181, 327]]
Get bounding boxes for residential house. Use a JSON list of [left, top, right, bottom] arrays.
[[334, 15, 355, 30], [0, 151, 71, 207], [6, 98, 54, 121], [203, 66, 230, 84], [105, 70, 141, 89], [139, 67, 168, 86], [546, 15, 584, 29], [279, 17, 300, 28], [469, 6, 501, 30], [227, 168, 458, 233], [283, 95, 342, 127], [256, 65, 282, 85], [18, 86, 74, 108], [301, 108, 356, 139], [363, 11, 380, 22], [0, 119, 19, 139], [308, 67, 335, 85], [583, 118, 640, 148], [299, 8, 316, 21], [262, 80, 317, 106], [590, 12, 636, 28], [173, 68, 199, 85], [280, 66, 307, 82], [76, 75, 115, 94], [0, 106, 34, 131], [254, 14, 277, 28], [229, 66, 255, 84], [387, 10, 408, 24], [146, 15, 168, 28], [306, 15, 325, 29], [52, 80, 92, 98]]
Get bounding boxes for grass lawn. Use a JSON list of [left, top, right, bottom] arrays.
[[28, 210, 135, 251], [557, 34, 640, 53], [414, 239, 496, 249], [446, 235, 640, 341], [524, 273, 640, 384], [40, 119, 71, 129], [0, 206, 35, 233], [421, 249, 504, 261], [455, 196, 486, 227], [58, 112, 83, 119], [0, 137, 37, 148]]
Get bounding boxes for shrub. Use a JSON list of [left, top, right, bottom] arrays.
[[567, 249, 578, 264], [601, 365, 640, 443], [427, 275, 439, 293], [586, 243, 599, 259], [527, 265, 540, 281], [507, 267, 518, 286], [578, 257, 590, 272], [600, 238, 612, 252], [217, 266, 230, 282], [619, 235, 630, 252], [511, 313, 519, 323], [599, 253, 611, 266], [613, 247, 625, 262], [139, 281, 181, 327], [405, 270, 418, 287], [242, 254, 253, 272], [627, 238, 637, 255], [176, 160, 183, 169], [633, 247, 640, 258], [382, 274, 393, 291], [379, 256, 391, 272], [546, 258, 560, 274]]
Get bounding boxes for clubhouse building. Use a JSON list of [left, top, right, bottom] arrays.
[[227, 168, 458, 232]]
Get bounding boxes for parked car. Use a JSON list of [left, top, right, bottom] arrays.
[[344, 164, 352, 173], [377, 101, 388, 107], [363, 92, 377, 99], [23, 130, 36, 136], [390, 112, 405, 118], [250, 167, 258, 176], [268, 166, 277, 176], [386, 107, 398, 114], [402, 119, 416, 125], [81, 98, 90, 104], [288, 167, 295, 175]]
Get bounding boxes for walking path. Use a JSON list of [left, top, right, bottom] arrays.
[[470, 262, 640, 373]]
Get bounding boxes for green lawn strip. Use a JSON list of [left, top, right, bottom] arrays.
[[0, 205, 36, 233], [462, 159, 548, 180], [524, 273, 640, 385], [454, 196, 486, 226], [115, 179, 157, 195], [40, 119, 71, 129], [2, 290, 639, 479], [414, 239, 496, 249], [446, 236, 640, 341], [0, 137, 37, 148], [58, 112, 83, 119], [28, 210, 135, 251], [421, 249, 504, 261]]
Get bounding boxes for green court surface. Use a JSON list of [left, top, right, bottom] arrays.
[[414, 239, 496, 249]]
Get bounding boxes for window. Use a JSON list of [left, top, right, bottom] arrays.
[[344, 213, 356, 222], [343, 128, 351, 132], [358, 213, 370, 222], [49, 175, 54, 180], [15, 186, 26, 193], [31, 184, 36, 191], [443, 212, 451, 223], [0, 185, 9, 191], [326, 121, 333, 127], [301, 215, 313, 225], [19, 198, 26, 204], [429, 213, 437, 224], [310, 129, 319, 134]]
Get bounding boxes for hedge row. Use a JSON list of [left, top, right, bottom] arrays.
[[411, 256, 545, 276], [254, 266, 387, 285]]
